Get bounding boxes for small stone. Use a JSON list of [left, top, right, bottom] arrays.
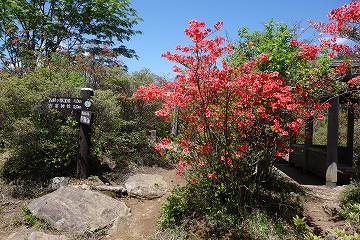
[[48, 177, 68, 191]]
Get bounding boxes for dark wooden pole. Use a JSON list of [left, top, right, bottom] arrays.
[[347, 107, 355, 166], [77, 88, 94, 179], [303, 120, 313, 173], [326, 96, 339, 187]]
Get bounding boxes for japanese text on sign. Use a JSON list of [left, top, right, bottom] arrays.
[[46, 97, 87, 110], [80, 111, 92, 125]]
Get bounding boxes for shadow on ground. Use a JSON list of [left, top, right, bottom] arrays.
[[275, 163, 326, 186]]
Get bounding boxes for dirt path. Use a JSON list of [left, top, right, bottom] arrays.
[[106, 168, 186, 240], [304, 184, 348, 238], [109, 164, 351, 239], [276, 163, 349, 239]]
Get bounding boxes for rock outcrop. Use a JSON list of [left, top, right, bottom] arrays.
[[27, 186, 130, 233]]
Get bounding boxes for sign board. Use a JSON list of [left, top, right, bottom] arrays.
[[46, 97, 93, 111], [45, 88, 94, 179], [80, 111, 92, 125]]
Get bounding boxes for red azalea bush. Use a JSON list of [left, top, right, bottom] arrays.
[[134, 20, 332, 210]]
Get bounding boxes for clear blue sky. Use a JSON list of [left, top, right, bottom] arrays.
[[123, 1, 349, 77]]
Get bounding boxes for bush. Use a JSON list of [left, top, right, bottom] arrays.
[[158, 170, 306, 239], [158, 189, 187, 228], [0, 70, 80, 181], [338, 181, 360, 233], [0, 54, 168, 182]]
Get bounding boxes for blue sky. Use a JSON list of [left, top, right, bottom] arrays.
[[123, 1, 349, 77]]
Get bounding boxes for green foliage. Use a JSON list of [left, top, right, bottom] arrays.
[[304, 233, 321, 240], [341, 181, 360, 204], [0, 53, 168, 182], [0, 66, 81, 181], [0, 0, 142, 75], [231, 19, 338, 100], [90, 68, 170, 172], [233, 20, 302, 79], [338, 181, 360, 233], [22, 206, 37, 226], [22, 205, 55, 231], [293, 215, 307, 233], [336, 229, 360, 240], [158, 170, 306, 239], [158, 189, 186, 228]]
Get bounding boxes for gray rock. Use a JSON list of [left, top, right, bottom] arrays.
[[48, 177, 68, 191], [94, 185, 127, 194], [7, 230, 68, 240], [124, 174, 168, 199], [324, 229, 338, 240], [323, 202, 340, 216], [27, 186, 130, 233], [7, 230, 31, 240]]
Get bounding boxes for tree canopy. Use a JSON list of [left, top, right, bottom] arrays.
[[0, 0, 142, 75]]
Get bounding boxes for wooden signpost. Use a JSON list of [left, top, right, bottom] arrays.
[[46, 88, 94, 179]]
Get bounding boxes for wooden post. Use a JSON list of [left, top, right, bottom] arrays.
[[150, 130, 157, 142], [326, 96, 339, 187], [347, 107, 355, 166], [303, 120, 313, 173], [77, 88, 94, 179]]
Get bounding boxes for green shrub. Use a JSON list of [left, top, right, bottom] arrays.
[[0, 57, 169, 182], [339, 181, 360, 233], [158, 189, 187, 228], [158, 170, 306, 239], [0, 70, 80, 181], [22, 206, 37, 226]]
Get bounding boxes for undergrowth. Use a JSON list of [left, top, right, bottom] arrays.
[[158, 169, 308, 239], [338, 181, 360, 234]]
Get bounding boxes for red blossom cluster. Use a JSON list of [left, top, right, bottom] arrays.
[[307, 1, 360, 85], [288, 1, 360, 83], [134, 20, 329, 180]]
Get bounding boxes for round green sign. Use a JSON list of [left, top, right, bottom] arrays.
[[84, 100, 91, 108]]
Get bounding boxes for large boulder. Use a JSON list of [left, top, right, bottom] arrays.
[[124, 174, 168, 199], [27, 186, 130, 233], [7, 230, 68, 240]]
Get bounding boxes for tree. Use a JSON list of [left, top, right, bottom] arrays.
[[0, 0, 142, 75], [231, 20, 341, 102]]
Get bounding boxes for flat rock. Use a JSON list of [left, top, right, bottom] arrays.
[[124, 174, 168, 199], [27, 186, 130, 233], [7, 230, 68, 240], [94, 185, 127, 193]]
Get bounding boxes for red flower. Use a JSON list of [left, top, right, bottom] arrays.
[[348, 76, 360, 85], [161, 138, 171, 145], [259, 53, 268, 61], [154, 143, 162, 151], [207, 173, 216, 178], [317, 114, 325, 120]]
